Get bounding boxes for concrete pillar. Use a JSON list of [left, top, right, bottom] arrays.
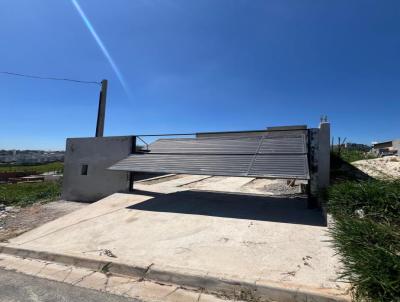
[[307, 121, 330, 210], [128, 136, 136, 192], [318, 122, 330, 190], [308, 128, 319, 208]]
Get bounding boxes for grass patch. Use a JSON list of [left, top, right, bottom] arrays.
[[0, 162, 63, 174], [328, 180, 400, 301], [0, 181, 62, 207], [333, 149, 376, 163], [330, 218, 400, 301], [328, 180, 400, 225]]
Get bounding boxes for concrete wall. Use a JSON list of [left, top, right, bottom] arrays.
[[62, 136, 133, 202]]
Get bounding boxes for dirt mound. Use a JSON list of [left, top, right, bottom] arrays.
[[352, 156, 400, 179]]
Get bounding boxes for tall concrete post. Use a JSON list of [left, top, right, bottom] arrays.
[[318, 121, 330, 190], [308, 128, 319, 208], [308, 120, 331, 209], [95, 79, 108, 137]]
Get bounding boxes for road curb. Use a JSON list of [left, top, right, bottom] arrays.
[[0, 244, 350, 302]]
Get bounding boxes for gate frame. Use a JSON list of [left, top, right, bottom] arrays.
[[126, 121, 330, 209], [61, 121, 330, 208]]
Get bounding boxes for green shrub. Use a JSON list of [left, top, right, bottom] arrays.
[[332, 149, 376, 163], [0, 162, 64, 174], [330, 218, 400, 301], [328, 180, 400, 225], [0, 181, 61, 207], [328, 180, 400, 301]]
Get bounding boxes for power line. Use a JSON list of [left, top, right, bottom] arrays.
[[0, 71, 101, 85]]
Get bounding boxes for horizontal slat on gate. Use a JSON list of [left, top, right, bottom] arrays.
[[249, 154, 309, 178], [148, 134, 307, 155], [148, 137, 261, 154], [258, 136, 307, 154], [109, 153, 309, 179], [109, 154, 254, 177]]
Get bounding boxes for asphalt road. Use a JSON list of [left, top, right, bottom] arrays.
[[0, 268, 140, 302]]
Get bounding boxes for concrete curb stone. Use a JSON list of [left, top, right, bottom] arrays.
[[0, 244, 350, 302]]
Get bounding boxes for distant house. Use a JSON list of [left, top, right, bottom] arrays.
[[372, 140, 400, 157]]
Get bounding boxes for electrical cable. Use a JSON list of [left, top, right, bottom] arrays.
[[0, 71, 101, 85]]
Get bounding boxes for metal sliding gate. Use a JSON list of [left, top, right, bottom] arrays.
[[109, 129, 310, 180]]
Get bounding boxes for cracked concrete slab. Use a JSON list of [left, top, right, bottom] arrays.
[[135, 174, 211, 194], [136, 174, 306, 196], [180, 176, 255, 193]]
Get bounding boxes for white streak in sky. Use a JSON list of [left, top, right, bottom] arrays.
[[71, 0, 131, 97]]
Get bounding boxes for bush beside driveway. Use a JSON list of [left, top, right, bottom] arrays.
[[327, 180, 400, 301]]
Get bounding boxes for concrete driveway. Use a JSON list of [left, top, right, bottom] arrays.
[[0, 175, 348, 301]]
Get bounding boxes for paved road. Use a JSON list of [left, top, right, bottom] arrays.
[[0, 268, 140, 302]]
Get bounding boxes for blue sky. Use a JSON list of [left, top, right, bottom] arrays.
[[0, 0, 399, 150]]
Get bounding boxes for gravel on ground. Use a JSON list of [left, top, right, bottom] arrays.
[[0, 200, 87, 242]]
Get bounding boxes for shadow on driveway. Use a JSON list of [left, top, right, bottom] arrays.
[[128, 190, 325, 227]]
